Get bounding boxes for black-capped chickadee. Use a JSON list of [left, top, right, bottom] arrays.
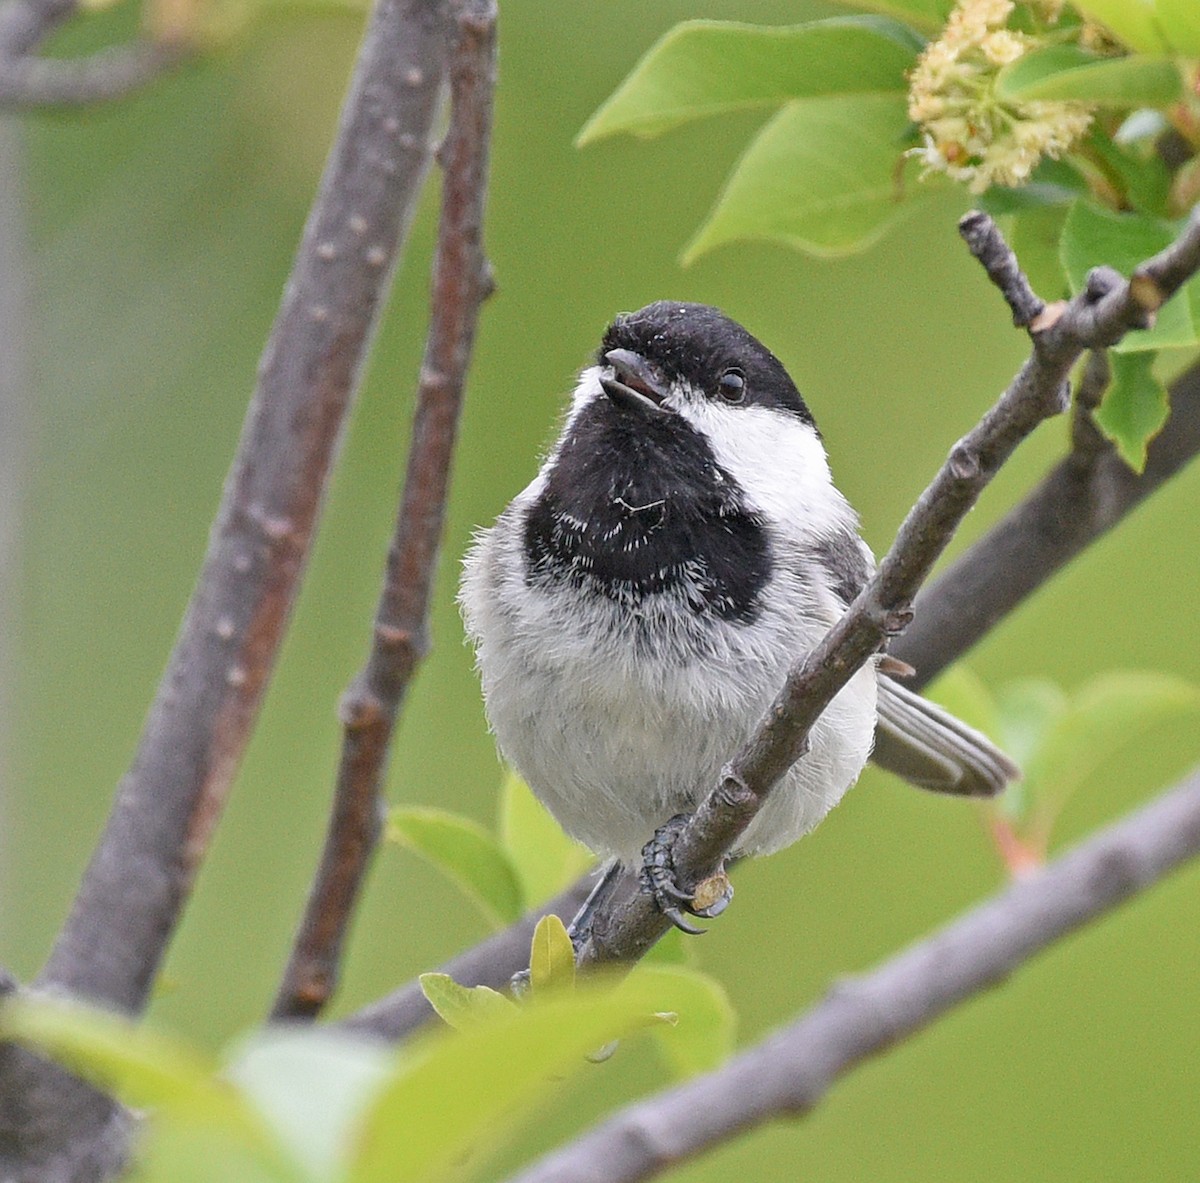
[[461, 302, 1016, 920]]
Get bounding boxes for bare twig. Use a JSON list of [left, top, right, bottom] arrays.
[[38, 0, 452, 1013], [272, 0, 497, 1023], [0, 40, 187, 108], [572, 207, 1200, 971], [506, 764, 1200, 1183]]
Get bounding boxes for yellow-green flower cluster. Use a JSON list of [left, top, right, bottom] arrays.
[[908, 0, 1095, 193]]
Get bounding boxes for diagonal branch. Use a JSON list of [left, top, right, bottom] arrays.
[[271, 0, 497, 1023], [37, 0, 452, 1016], [571, 207, 1200, 971], [506, 764, 1200, 1183]]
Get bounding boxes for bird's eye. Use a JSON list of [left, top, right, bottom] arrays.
[[717, 369, 745, 404]]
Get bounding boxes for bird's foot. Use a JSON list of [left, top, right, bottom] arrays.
[[639, 814, 733, 934]]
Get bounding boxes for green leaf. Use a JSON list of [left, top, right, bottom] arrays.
[[1088, 133, 1172, 219], [1007, 206, 1072, 300], [641, 925, 696, 967], [345, 978, 664, 1183], [529, 913, 576, 995], [925, 665, 1002, 742], [1068, 0, 1170, 54], [683, 93, 922, 262], [0, 997, 303, 1182], [824, 0, 952, 35], [387, 806, 524, 928], [499, 770, 593, 906], [419, 974, 518, 1031], [994, 679, 1069, 824], [1096, 351, 1169, 470], [578, 16, 919, 145], [224, 1028, 391, 1181], [996, 47, 1182, 106], [1156, 0, 1200, 55], [1060, 200, 1200, 353], [1022, 672, 1200, 828], [633, 966, 736, 1079]]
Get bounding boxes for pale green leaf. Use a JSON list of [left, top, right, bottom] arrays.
[[529, 913, 576, 995], [345, 978, 664, 1183], [634, 966, 736, 1079], [1156, 0, 1200, 55], [128, 1124, 304, 1183], [1006, 206, 1072, 301], [996, 47, 1182, 106], [223, 1028, 391, 1181], [925, 665, 1002, 742], [578, 16, 919, 145], [1096, 351, 1169, 470], [1023, 672, 1200, 826], [387, 806, 524, 928], [994, 679, 1069, 824], [1068, 0, 1170, 54], [641, 926, 696, 967], [0, 997, 302, 1182], [824, 0, 952, 34], [1060, 200, 1200, 353], [419, 974, 518, 1031], [499, 770, 593, 906], [684, 93, 922, 262], [3, 995, 221, 1114]]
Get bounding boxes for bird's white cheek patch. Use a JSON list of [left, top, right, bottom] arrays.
[[686, 401, 849, 535]]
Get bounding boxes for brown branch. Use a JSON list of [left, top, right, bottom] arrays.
[[571, 206, 1200, 971], [506, 764, 1200, 1183], [271, 0, 497, 1023]]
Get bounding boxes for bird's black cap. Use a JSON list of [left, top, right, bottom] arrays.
[[598, 301, 815, 427]]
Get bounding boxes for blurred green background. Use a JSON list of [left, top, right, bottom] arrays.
[[5, 0, 1200, 1178]]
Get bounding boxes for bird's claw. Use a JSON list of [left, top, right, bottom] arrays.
[[639, 814, 733, 934]]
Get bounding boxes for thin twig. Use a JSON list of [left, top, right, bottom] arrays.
[[572, 206, 1200, 971], [505, 765, 1200, 1183], [38, 0, 452, 1014], [0, 40, 188, 108], [272, 0, 497, 1023]]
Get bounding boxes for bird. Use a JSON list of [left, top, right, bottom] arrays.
[[460, 300, 1016, 930]]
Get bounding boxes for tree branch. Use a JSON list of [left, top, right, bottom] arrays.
[[38, 0, 452, 1016], [506, 763, 1200, 1183], [569, 208, 1200, 972], [272, 0, 497, 1023], [0, 39, 187, 108]]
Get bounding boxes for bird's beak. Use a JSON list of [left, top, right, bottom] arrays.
[[600, 348, 671, 415]]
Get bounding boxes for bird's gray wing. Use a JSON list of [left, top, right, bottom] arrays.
[[872, 674, 1018, 797]]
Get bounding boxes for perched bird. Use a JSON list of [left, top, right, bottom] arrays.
[[461, 301, 1015, 925]]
